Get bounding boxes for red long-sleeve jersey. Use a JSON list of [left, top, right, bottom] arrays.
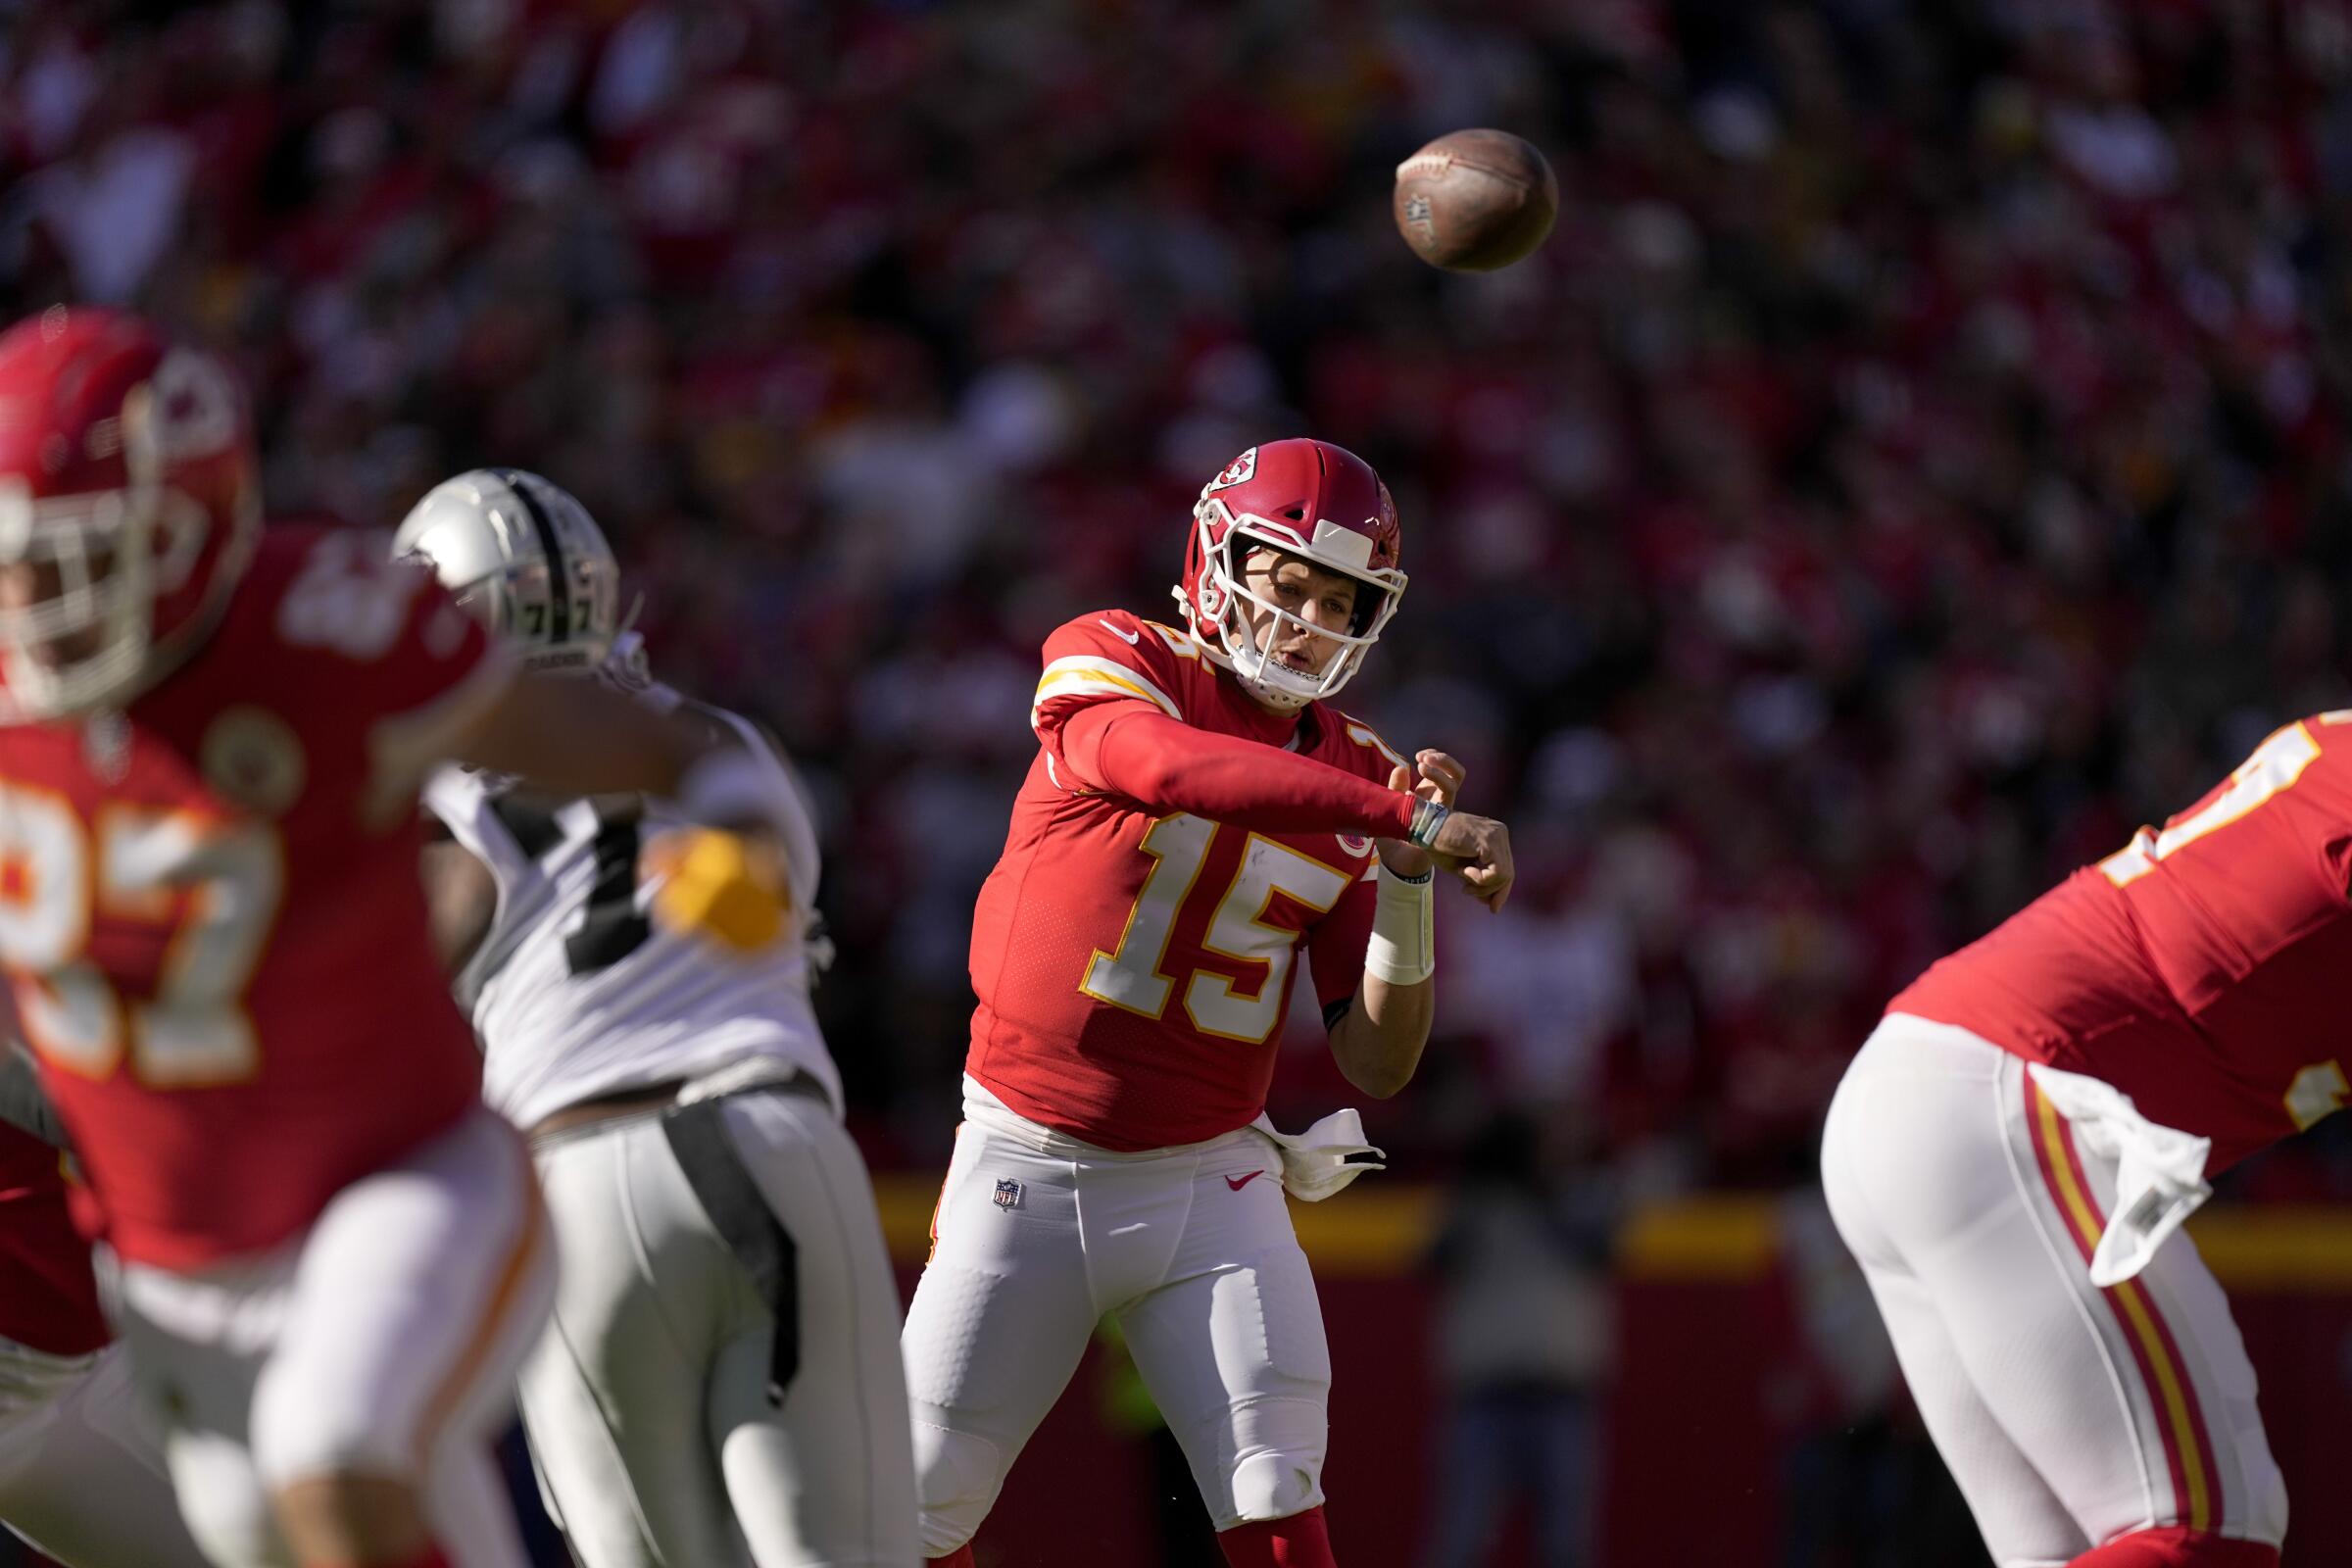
[[966, 610, 1414, 1149], [1892, 712, 2352, 1171], [0, 528, 505, 1268]]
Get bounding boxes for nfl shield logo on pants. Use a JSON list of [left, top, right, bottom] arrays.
[[992, 1179, 1023, 1210]]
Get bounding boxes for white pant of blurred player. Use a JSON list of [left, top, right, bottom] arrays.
[[1821, 1014, 2288, 1567], [903, 1102, 1333, 1558], [516, 1073, 917, 1568], [0, 1335, 212, 1566], [104, 1104, 555, 1568]]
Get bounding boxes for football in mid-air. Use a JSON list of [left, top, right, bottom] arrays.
[[1393, 128, 1558, 272]]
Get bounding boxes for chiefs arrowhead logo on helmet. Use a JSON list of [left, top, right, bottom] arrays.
[[1206, 448, 1258, 492]]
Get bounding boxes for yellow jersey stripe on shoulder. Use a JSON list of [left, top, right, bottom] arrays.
[[1342, 718, 1406, 770], [1032, 656, 1182, 725], [1147, 622, 1203, 661]]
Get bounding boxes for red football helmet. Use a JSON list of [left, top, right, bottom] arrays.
[[1175, 438, 1407, 710], [0, 307, 259, 717]]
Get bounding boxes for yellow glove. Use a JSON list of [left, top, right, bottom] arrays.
[[645, 827, 791, 953]]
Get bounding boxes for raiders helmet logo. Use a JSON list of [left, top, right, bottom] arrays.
[[1206, 448, 1258, 492]]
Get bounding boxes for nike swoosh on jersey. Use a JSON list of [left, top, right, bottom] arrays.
[[1098, 617, 1141, 644], [1225, 1170, 1267, 1191]]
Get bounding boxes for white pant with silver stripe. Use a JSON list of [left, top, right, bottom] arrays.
[[0, 1335, 211, 1566], [517, 1077, 917, 1567]]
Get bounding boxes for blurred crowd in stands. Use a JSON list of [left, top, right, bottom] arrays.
[[10, 0, 2352, 1204]]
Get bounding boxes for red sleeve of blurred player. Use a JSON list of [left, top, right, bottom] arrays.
[[1033, 612, 1417, 840]]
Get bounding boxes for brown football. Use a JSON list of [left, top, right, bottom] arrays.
[[1393, 128, 1558, 272]]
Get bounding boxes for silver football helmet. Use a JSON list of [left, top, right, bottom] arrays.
[[393, 467, 621, 674]]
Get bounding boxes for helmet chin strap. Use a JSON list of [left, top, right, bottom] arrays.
[[1177, 518, 1394, 711], [0, 609, 152, 718], [0, 501, 160, 719], [1185, 573, 1348, 712], [1229, 637, 1318, 712]]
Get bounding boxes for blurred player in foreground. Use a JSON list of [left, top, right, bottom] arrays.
[[0, 308, 784, 1568], [399, 469, 915, 1567], [902, 438, 1513, 1567], [1818, 716, 2352, 1566], [0, 1055, 209, 1567]]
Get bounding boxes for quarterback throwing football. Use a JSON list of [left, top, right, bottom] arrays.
[[903, 439, 1512, 1567]]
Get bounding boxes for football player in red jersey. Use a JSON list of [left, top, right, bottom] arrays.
[[902, 439, 1512, 1568], [0, 307, 806, 1568], [0, 1097, 212, 1568], [1815, 717, 2352, 1568]]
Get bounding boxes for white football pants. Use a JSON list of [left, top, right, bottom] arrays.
[[106, 1103, 556, 1568], [1820, 1014, 2288, 1567], [0, 1336, 212, 1567], [902, 1118, 1333, 1557], [517, 1078, 917, 1567]]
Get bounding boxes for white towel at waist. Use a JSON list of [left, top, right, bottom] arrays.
[[956, 1075, 1385, 1201], [2028, 1062, 2212, 1288], [1249, 1107, 1385, 1202]]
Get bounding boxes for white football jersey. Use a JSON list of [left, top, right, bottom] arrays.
[[424, 671, 843, 1129]]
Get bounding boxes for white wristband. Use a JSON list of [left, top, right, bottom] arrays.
[[1363, 861, 1437, 986], [675, 748, 792, 832]]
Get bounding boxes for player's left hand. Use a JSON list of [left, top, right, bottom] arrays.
[[1378, 750, 1464, 880], [643, 827, 791, 953]]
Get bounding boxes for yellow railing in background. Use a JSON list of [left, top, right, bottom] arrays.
[[872, 1177, 2352, 1288]]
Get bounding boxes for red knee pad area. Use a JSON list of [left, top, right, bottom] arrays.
[[2073, 1528, 2281, 1567], [925, 1549, 976, 1568], [1217, 1506, 1337, 1568]]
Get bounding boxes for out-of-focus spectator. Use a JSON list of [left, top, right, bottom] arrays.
[[1768, 1181, 1982, 1568], [1419, 1111, 1616, 1568], [23, 120, 193, 303], [1768, 1183, 1907, 1568]]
